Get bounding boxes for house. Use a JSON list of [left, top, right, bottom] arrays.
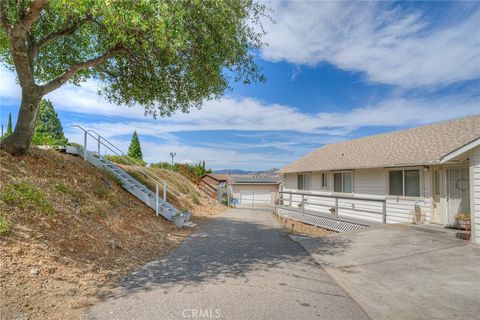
[[201, 173, 233, 188], [278, 115, 480, 244], [230, 176, 281, 208]]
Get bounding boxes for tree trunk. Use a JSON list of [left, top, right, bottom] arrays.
[[0, 89, 42, 155]]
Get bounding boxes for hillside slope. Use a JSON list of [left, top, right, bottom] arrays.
[[0, 148, 223, 319], [120, 165, 220, 216]]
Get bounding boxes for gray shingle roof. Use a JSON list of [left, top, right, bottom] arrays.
[[280, 115, 480, 173]]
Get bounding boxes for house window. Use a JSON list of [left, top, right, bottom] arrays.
[[321, 173, 328, 188], [333, 172, 352, 193], [389, 169, 420, 197], [297, 173, 310, 191]]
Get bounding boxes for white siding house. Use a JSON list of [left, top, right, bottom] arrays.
[[278, 115, 480, 244], [471, 146, 480, 245]]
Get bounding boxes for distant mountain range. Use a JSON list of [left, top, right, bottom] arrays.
[[213, 168, 280, 176]]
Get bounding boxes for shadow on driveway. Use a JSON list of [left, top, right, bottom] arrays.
[[87, 209, 365, 320], [118, 210, 352, 293]]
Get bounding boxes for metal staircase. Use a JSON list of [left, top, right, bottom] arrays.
[[67, 125, 195, 227]]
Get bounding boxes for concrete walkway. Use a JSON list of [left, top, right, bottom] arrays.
[[86, 209, 368, 320], [292, 224, 480, 320]]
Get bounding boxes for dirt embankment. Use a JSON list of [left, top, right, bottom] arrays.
[[274, 212, 334, 237], [0, 148, 224, 320]]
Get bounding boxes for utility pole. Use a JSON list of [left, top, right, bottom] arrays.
[[170, 152, 176, 167]]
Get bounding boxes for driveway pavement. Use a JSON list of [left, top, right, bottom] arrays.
[[85, 209, 367, 320], [292, 224, 480, 320]]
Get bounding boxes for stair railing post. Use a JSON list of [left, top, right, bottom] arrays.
[[97, 133, 101, 155], [335, 197, 339, 217], [382, 200, 387, 224], [302, 194, 305, 213], [163, 182, 167, 201], [155, 183, 159, 216], [83, 131, 87, 160]]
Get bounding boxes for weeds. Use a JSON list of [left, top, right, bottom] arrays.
[[0, 215, 10, 235], [82, 204, 107, 218], [54, 182, 69, 193], [94, 184, 110, 199], [191, 194, 200, 205], [1, 182, 54, 215]]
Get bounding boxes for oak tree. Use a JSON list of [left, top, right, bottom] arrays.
[[0, 0, 266, 154]]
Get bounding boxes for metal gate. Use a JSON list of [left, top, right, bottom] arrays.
[[239, 190, 272, 208], [446, 167, 470, 225]]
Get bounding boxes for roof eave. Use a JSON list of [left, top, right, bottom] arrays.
[[279, 162, 441, 174], [440, 137, 480, 164]]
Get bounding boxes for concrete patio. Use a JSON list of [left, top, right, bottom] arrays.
[[292, 224, 480, 320]]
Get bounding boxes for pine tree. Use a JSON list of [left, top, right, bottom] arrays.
[[128, 131, 143, 160], [5, 113, 12, 136], [32, 100, 68, 145]]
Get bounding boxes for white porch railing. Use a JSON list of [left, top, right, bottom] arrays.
[[277, 191, 387, 225]]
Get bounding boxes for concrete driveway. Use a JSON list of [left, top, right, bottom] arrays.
[[85, 209, 367, 320], [292, 224, 480, 320]]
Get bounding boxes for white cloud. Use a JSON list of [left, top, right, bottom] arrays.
[[72, 93, 480, 138], [64, 92, 479, 169], [261, 1, 480, 87]]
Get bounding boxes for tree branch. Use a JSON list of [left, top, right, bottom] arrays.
[[14, 0, 46, 37], [0, 0, 13, 34], [41, 45, 123, 95], [32, 15, 92, 57]]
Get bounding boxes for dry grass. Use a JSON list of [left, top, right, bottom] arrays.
[[121, 165, 223, 217], [0, 148, 224, 319]]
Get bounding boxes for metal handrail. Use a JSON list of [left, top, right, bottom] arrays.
[[71, 125, 182, 198]]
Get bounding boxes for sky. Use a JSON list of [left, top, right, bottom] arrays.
[[1, 1, 479, 170]]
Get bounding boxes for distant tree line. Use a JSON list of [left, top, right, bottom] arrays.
[[150, 161, 212, 177]]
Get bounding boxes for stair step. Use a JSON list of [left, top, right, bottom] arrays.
[[83, 148, 180, 225], [183, 222, 197, 228]]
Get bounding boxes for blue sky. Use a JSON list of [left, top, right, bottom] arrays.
[[1, 1, 479, 170]]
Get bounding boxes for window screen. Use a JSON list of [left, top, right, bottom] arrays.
[[404, 170, 420, 197], [303, 174, 310, 191], [334, 173, 342, 192], [297, 174, 310, 191], [389, 171, 403, 196], [298, 174, 304, 190], [343, 172, 353, 193]]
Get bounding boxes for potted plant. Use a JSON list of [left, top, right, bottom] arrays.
[[454, 213, 471, 230], [180, 208, 191, 222], [172, 211, 185, 227]]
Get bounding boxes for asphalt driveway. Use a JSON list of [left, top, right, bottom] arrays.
[[292, 224, 480, 320], [85, 209, 367, 320]]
